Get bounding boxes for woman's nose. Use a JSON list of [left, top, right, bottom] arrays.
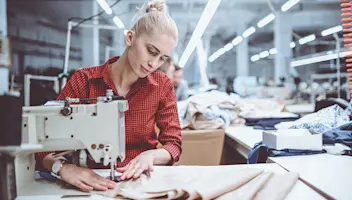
[[148, 58, 158, 69]]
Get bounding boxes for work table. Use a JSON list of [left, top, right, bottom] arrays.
[[225, 126, 352, 200]]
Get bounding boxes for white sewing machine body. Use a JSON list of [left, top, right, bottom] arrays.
[[14, 98, 128, 199]]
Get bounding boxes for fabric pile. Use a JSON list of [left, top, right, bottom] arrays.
[[275, 105, 350, 133], [178, 91, 242, 130], [245, 117, 299, 130], [178, 91, 296, 130], [94, 166, 299, 200], [248, 113, 352, 164]]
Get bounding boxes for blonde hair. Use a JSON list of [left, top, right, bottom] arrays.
[[131, 0, 178, 43]]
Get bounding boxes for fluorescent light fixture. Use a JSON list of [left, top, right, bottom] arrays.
[[321, 25, 343, 37], [251, 54, 260, 62], [291, 50, 352, 67], [242, 27, 256, 38], [232, 36, 243, 46], [299, 34, 316, 45], [96, 0, 112, 15], [269, 48, 278, 55], [218, 48, 226, 55], [209, 56, 215, 63], [179, 0, 221, 68], [257, 13, 275, 28], [224, 43, 233, 51], [290, 42, 296, 48], [339, 51, 352, 57], [113, 16, 125, 29], [123, 29, 128, 35], [259, 50, 269, 58], [281, 0, 301, 12], [291, 53, 338, 67]]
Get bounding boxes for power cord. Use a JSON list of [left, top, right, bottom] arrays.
[[70, 0, 121, 30]]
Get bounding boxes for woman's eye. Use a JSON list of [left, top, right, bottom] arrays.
[[148, 48, 157, 55]]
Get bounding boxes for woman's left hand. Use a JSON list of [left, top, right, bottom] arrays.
[[116, 152, 154, 181]]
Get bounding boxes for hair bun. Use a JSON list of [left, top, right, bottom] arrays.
[[146, 0, 166, 13]]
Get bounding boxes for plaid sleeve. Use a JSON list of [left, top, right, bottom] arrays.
[[156, 78, 182, 165]]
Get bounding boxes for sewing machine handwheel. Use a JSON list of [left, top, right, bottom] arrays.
[[60, 107, 72, 116]]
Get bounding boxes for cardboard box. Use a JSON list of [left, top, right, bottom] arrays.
[[262, 129, 323, 151], [175, 129, 225, 166]]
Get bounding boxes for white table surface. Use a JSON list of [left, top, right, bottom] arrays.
[[226, 126, 262, 149], [225, 126, 352, 200], [16, 164, 323, 200], [272, 154, 352, 200]]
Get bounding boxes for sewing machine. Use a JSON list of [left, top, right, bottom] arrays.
[[0, 90, 128, 199]]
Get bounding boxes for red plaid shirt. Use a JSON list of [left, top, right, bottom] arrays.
[[36, 57, 182, 168]]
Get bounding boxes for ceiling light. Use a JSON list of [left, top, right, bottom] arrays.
[[179, 0, 222, 68], [123, 29, 128, 35], [224, 43, 233, 51], [290, 50, 352, 67], [232, 36, 243, 46], [257, 13, 276, 28], [269, 48, 278, 55], [242, 27, 256, 38], [298, 34, 316, 45], [112, 16, 125, 29], [218, 48, 226, 55], [291, 53, 338, 67], [281, 0, 301, 12], [96, 0, 112, 15], [259, 51, 269, 58], [251, 54, 260, 62], [208, 55, 216, 63], [290, 42, 296, 48], [321, 25, 343, 37]]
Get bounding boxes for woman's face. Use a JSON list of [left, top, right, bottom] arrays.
[[126, 31, 177, 78]]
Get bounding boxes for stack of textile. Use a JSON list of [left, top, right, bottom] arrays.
[[178, 91, 298, 130], [178, 91, 242, 130], [275, 105, 350, 133], [248, 105, 352, 164]]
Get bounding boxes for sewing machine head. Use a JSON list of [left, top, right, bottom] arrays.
[[1, 90, 128, 198], [21, 90, 128, 166]]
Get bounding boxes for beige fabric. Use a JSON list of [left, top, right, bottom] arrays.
[[253, 172, 299, 200], [180, 91, 240, 130], [216, 172, 299, 200], [93, 166, 298, 200]]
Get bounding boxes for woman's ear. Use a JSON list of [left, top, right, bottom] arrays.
[[125, 30, 135, 47]]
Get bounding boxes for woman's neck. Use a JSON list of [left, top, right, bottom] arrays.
[[109, 51, 139, 91]]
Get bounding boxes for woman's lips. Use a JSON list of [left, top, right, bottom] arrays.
[[141, 66, 150, 74]]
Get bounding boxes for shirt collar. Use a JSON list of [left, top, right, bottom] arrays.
[[87, 56, 119, 80], [88, 56, 158, 86]]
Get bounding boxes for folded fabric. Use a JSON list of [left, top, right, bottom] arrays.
[[180, 91, 240, 130], [216, 172, 299, 200], [245, 117, 299, 130], [203, 105, 238, 127], [275, 105, 350, 133], [323, 143, 352, 156], [247, 142, 325, 164], [323, 122, 352, 148], [92, 166, 298, 200]]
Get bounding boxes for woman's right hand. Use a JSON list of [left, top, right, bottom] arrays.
[[60, 164, 117, 192]]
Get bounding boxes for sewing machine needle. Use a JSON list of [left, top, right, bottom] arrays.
[[110, 162, 115, 181]]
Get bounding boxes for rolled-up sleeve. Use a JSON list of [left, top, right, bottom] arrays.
[[156, 78, 182, 165]]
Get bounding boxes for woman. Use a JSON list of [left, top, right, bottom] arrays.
[[38, 0, 182, 192]]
